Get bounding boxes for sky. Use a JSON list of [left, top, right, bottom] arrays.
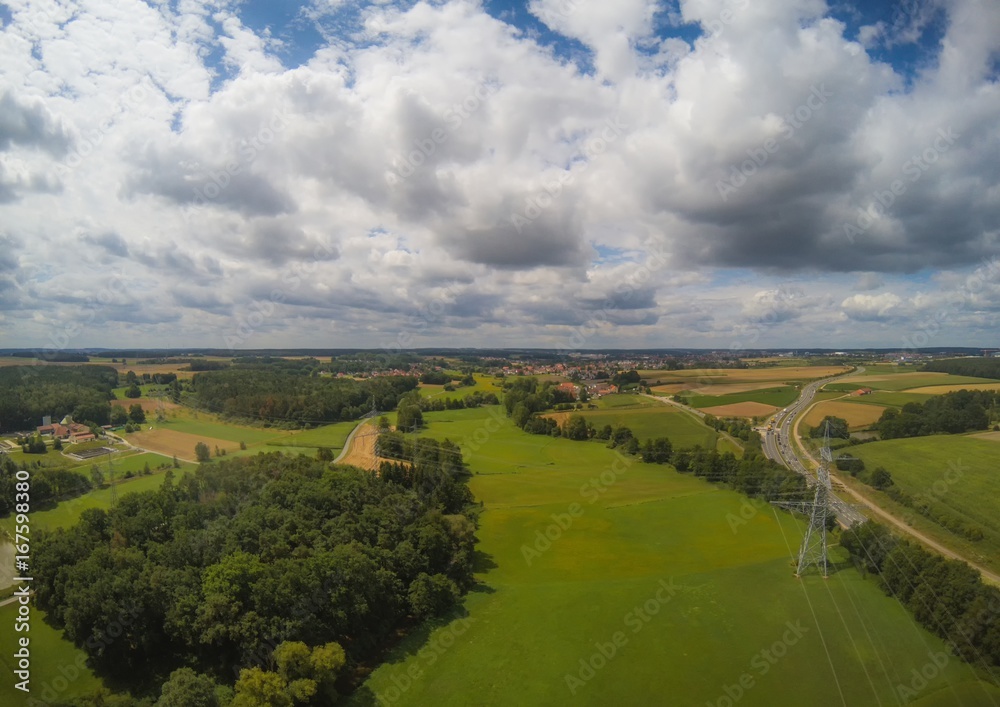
[[0, 0, 998, 352]]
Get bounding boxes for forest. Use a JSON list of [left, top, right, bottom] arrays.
[[0, 365, 118, 432], [32, 451, 479, 705], [875, 389, 999, 439], [189, 366, 419, 425], [923, 358, 1000, 380]]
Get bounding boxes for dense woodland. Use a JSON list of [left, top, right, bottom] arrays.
[[924, 358, 1000, 380], [876, 390, 999, 439], [33, 452, 479, 705], [0, 365, 118, 432], [842, 522, 1000, 675], [190, 366, 419, 425]]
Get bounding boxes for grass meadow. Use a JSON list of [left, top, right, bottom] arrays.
[[348, 407, 1000, 707]]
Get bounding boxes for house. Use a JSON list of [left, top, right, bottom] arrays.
[[852, 388, 873, 396], [556, 382, 580, 400]]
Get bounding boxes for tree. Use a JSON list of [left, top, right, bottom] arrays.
[[316, 447, 334, 462], [397, 404, 423, 432], [156, 668, 225, 707], [408, 572, 459, 619], [53, 437, 63, 451], [128, 403, 146, 424], [232, 667, 292, 707], [564, 414, 589, 441], [810, 416, 849, 439], [377, 415, 390, 430], [111, 406, 129, 426], [195, 442, 211, 463], [869, 466, 894, 490], [172, 454, 180, 468], [126, 383, 142, 399]]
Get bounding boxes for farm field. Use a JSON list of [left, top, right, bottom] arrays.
[[264, 420, 358, 452], [640, 365, 851, 384], [591, 393, 659, 409], [0, 605, 103, 705], [849, 435, 1000, 574], [350, 406, 998, 706], [907, 383, 1000, 394], [802, 400, 889, 431], [834, 373, 999, 392], [546, 404, 716, 448], [685, 385, 800, 410], [843, 391, 936, 408], [127, 428, 235, 461], [700, 401, 780, 418]]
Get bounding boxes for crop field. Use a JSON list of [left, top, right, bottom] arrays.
[[802, 400, 889, 430], [640, 365, 851, 384], [699, 401, 781, 418], [835, 373, 999, 392], [906, 383, 1000, 394], [546, 405, 716, 448], [839, 391, 936, 408], [127, 428, 234, 461], [350, 407, 998, 706], [850, 435, 1000, 573], [685, 386, 800, 410], [159, 414, 292, 445]]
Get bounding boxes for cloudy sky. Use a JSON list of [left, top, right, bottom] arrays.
[[1, 0, 998, 351]]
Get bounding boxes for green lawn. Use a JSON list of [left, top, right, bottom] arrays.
[[349, 407, 998, 706], [849, 435, 1000, 574], [264, 421, 359, 451], [157, 415, 291, 445], [554, 405, 717, 448], [0, 604, 103, 706], [591, 393, 659, 409], [686, 386, 800, 410]]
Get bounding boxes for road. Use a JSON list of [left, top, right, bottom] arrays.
[[760, 367, 868, 527], [334, 411, 381, 464]]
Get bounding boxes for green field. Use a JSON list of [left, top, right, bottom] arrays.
[[553, 405, 717, 448], [845, 375, 998, 392], [264, 420, 359, 451], [419, 374, 502, 401], [685, 386, 800, 410], [350, 407, 999, 706], [591, 393, 660, 409], [849, 435, 1000, 573], [845, 391, 936, 408], [0, 604, 103, 705], [158, 414, 292, 445]]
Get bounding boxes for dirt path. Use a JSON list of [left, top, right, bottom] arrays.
[[791, 407, 1000, 587]]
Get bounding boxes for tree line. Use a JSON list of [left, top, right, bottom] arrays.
[[842, 521, 1000, 677], [876, 390, 999, 439], [924, 358, 1000, 380], [190, 367, 419, 426], [32, 452, 479, 704]]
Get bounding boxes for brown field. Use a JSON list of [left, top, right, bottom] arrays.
[[649, 383, 690, 395], [905, 383, 1000, 394], [802, 400, 888, 430], [688, 382, 789, 395], [128, 428, 234, 462], [641, 365, 850, 383], [699, 401, 780, 418], [111, 397, 182, 413], [971, 431, 1000, 442], [339, 421, 381, 470], [837, 372, 951, 385]]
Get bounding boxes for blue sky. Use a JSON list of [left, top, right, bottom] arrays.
[[0, 0, 998, 349]]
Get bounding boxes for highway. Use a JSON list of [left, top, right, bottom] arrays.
[[761, 367, 868, 527]]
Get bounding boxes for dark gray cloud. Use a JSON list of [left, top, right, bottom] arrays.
[[83, 232, 130, 257], [0, 92, 70, 155]]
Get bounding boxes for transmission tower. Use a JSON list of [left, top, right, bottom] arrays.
[[772, 421, 834, 578]]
